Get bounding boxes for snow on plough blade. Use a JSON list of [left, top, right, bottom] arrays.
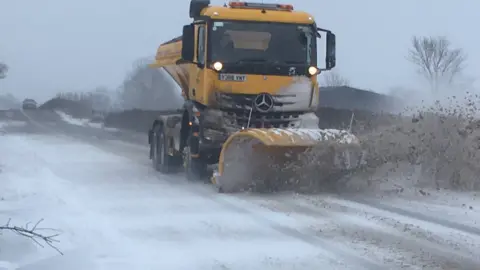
[[212, 128, 365, 193]]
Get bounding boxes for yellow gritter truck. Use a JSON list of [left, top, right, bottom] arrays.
[[147, 0, 364, 193]]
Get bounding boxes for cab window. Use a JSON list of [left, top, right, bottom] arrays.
[[197, 25, 206, 66]]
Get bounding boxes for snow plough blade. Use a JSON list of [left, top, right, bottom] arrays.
[[212, 128, 365, 193]]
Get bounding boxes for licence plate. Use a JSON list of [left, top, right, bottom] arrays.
[[219, 74, 247, 82]]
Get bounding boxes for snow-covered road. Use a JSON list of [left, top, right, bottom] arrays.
[[1, 114, 480, 270]]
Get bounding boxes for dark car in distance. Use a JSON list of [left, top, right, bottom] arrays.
[[22, 99, 38, 110]]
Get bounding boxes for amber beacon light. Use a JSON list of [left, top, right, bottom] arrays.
[[228, 2, 294, 11]]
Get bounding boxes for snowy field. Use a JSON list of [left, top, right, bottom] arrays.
[[1, 115, 480, 269]]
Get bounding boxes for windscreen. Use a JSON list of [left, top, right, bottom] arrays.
[[209, 21, 316, 66]]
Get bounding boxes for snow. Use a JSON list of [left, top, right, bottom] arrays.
[[0, 121, 27, 129], [0, 132, 348, 270], [54, 110, 88, 126], [54, 110, 117, 131], [366, 190, 480, 228], [268, 128, 358, 144], [2, 120, 480, 269]]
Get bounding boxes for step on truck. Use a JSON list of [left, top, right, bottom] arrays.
[[148, 0, 364, 193]]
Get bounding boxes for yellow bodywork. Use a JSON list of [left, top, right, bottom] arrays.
[[148, 5, 318, 107]]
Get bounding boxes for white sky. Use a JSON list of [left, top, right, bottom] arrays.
[[1, 0, 479, 102]]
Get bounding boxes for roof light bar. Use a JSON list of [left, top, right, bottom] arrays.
[[228, 2, 294, 11]]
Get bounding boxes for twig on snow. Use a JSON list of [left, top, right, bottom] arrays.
[[0, 218, 63, 255]]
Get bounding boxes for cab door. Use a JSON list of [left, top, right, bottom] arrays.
[[188, 23, 207, 105]]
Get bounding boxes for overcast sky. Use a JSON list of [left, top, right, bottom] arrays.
[[1, 0, 479, 102]]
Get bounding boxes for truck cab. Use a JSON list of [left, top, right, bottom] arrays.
[[148, 1, 337, 181]]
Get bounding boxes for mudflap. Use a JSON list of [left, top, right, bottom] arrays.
[[212, 128, 366, 193]]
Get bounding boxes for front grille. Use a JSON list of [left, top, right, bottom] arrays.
[[216, 92, 295, 110], [215, 92, 309, 129], [224, 110, 301, 129]]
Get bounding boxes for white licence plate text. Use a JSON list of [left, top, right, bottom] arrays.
[[219, 74, 247, 82]]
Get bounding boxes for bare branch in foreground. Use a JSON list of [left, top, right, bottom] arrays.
[[0, 218, 63, 255]]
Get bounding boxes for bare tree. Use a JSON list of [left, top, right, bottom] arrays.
[[117, 57, 183, 111], [320, 71, 350, 87], [407, 36, 467, 92], [0, 62, 8, 79]]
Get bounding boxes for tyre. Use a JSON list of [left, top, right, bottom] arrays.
[[151, 125, 174, 173], [183, 135, 208, 181]]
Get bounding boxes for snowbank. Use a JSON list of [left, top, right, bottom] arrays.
[[55, 110, 116, 131]]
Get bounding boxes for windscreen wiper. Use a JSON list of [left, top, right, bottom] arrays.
[[235, 58, 267, 64], [281, 60, 304, 65], [234, 59, 301, 68], [235, 59, 292, 65]]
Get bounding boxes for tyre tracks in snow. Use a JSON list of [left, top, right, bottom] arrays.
[[246, 193, 480, 269], [353, 197, 480, 236]]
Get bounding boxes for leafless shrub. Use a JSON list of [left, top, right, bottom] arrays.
[[320, 70, 350, 87], [287, 91, 480, 193], [54, 87, 112, 112], [360, 93, 480, 191]]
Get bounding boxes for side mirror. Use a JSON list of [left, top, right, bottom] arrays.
[[181, 24, 195, 62], [189, 0, 210, 19], [316, 27, 336, 70], [325, 31, 336, 70]]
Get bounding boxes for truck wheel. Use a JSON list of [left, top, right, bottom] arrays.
[[152, 126, 172, 173], [183, 136, 207, 181]]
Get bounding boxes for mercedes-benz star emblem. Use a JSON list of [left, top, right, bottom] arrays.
[[254, 93, 274, 113]]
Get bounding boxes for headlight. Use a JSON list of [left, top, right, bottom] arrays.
[[308, 66, 319, 76], [213, 61, 223, 71]]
